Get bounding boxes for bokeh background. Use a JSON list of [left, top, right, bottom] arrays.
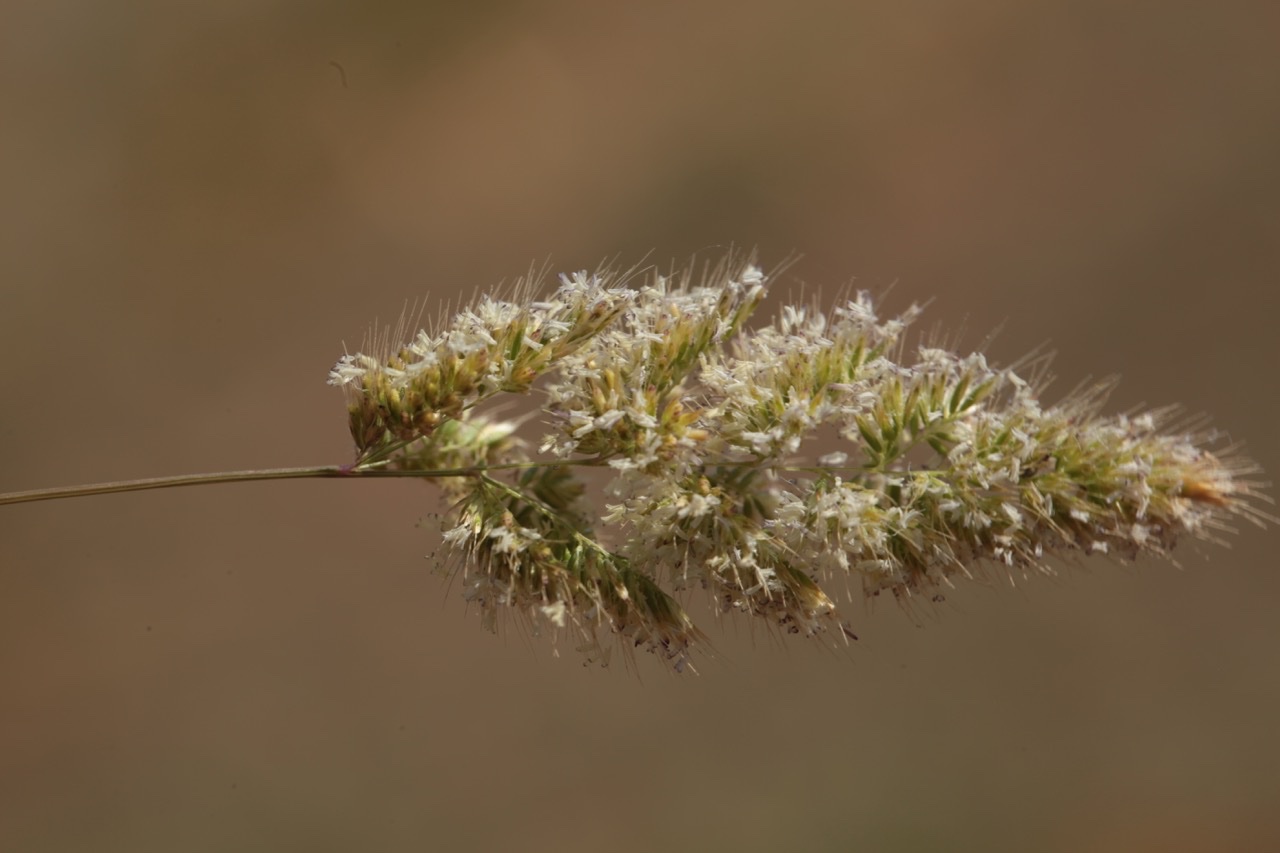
[[2, 2, 1277, 851]]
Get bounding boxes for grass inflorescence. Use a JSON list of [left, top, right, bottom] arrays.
[[323, 253, 1268, 672]]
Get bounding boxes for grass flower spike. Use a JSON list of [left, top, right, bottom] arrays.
[[325, 253, 1266, 671], [0, 252, 1262, 672]]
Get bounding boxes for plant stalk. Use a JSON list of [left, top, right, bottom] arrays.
[[0, 464, 493, 506]]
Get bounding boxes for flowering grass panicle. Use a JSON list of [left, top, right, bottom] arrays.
[[326, 253, 1267, 671]]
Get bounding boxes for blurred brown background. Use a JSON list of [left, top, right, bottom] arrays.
[[2, 2, 1277, 851]]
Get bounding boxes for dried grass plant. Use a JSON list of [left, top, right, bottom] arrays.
[[2, 253, 1268, 672]]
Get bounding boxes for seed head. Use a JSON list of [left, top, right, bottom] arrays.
[[331, 253, 1268, 671]]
